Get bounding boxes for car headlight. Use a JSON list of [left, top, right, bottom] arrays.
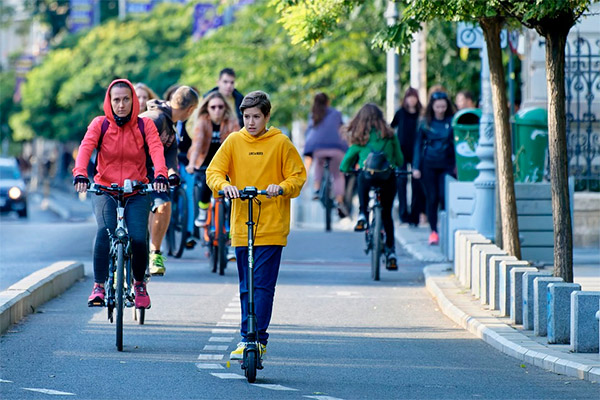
[[8, 186, 22, 200]]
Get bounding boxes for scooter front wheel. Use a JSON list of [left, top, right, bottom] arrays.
[[243, 349, 257, 383]]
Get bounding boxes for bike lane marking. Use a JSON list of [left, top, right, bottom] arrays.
[[304, 396, 345, 400], [22, 388, 76, 396], [210, 373, 245, 379], [208, 336, 235, 342], [251, 384, 298, 391], [0, 379, 13, 383]]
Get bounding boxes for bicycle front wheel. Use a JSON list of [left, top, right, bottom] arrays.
[[371, 207, 382, 281], [322, 169, 333, 232], [116, 242, 125, 351]]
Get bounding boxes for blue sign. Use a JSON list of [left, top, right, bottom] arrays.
[[457, 22, 507, 49], [69, 0, 95, 33], [192, 3, 223, 40]]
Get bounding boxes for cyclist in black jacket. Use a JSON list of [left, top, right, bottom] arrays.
[[412, 91, 456, 246]]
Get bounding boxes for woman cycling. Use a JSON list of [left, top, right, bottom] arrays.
[[186, 91, 240, 226], [412, 91, 456, 245], [340, 103, 403, 270], [73, 79, 169, 309], [303, 92, 349, 217]]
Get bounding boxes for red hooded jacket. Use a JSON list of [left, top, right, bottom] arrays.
[[72, 79, 168, 186]]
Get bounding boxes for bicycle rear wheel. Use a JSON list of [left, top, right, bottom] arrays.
[[116, 242, 125, 351], [321, 167, 333, 232], [371, 207, 382, 281], [167, 186, 188, 258]]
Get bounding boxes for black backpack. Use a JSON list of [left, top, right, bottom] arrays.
[[363, 139, 392, 180], [92, 117, 153, 179]]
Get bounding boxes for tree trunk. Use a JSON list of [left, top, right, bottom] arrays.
[[542, 27, 573, 283], [480, 17, 521, 259]]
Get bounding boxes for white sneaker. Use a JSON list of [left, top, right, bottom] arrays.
[[230, 342, 246, 360], [194, 208, 208, 227], [227, 246, 236, 261]]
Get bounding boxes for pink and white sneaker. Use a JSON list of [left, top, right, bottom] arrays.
[[88, 284, 105, 307], [134, 281, 151, 309]]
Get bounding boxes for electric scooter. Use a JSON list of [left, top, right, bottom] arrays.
[[220, 186, 281, 383]]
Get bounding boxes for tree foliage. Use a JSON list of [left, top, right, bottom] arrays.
[[11, 3, 192, 142]]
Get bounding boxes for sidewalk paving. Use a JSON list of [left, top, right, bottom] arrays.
[[394, 222, 600, 383]]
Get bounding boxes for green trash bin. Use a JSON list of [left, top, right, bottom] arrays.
[[513, 108, 548, 182], [452, 108, 481, 181]]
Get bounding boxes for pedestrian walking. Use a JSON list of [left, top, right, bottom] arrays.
[[412, 91, 456, 245], [204, 68, 245, 127], [303, 92, 349, 217], [390, 87, 426, 226]]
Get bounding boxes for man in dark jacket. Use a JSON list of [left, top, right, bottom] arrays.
[[204, 68, 244, 127], [140, 86, 199, 275]]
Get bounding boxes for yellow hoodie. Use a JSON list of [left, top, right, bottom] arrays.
[[206, 127, 306, 247]]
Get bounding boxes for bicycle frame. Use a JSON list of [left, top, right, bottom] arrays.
[[318, 158, 334, 232]]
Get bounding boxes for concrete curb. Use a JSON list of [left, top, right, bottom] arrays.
[[0, 261, 84, 334], [396, 225, 447, 263], [424, 264, 600, 383]]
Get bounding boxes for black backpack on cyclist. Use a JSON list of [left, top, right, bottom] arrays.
[[363, 139, 392, 180], [91, 117, 153, 180]]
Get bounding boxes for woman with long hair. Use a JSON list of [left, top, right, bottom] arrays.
[[390, 87, 426, 226], [340, 103, 404, 270], [303, 92, 349, 217], [412, 91, 456, 245], [186, 91, 240, 226], [134, 82, 158, 114]]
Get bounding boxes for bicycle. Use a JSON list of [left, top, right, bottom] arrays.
[[202, 195, 231, 275], [87, 179, 154, 351], [355, 169, 409, 281], [165, 182, 188, 258], [219, 186, 281, 383]]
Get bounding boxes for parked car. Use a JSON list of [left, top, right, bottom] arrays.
[[0, 157, 28, 218]]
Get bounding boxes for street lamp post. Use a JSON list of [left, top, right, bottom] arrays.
[[471, 43, 496, 239], [385, 1, 399, 121]]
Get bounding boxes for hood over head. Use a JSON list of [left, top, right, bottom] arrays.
[[103, 79, 140, 127]]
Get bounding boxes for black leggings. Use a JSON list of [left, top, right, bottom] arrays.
[[196, 169, 212, 205], [420, 167, 452, 233], [92, 193, 151, 283], [357, 173, 397, 249]]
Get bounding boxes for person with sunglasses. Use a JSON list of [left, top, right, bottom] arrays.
[[186, 91, 240, 228], [412, 91, 456, 245]]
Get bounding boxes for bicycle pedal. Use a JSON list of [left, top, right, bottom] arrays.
[[88, 300, 105, 307], [150, 272, 164, 276]]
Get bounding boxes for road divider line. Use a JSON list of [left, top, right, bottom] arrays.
[[211, 328, 237, 334], [252, 384, 298, 391], [22, 388, 76, 396], [210, 373, 245, 379], [203, 345, 229, 351], [196, 363, 224, 370], [209, 336, 235, 342], [198, 354, 224, 360]]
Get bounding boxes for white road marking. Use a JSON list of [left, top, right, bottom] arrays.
[[209, 336, 234, 342], [221, 314, 239, 320], [224, 307, 239, 313], [198, 354, 224, 360], [196, 363, 224, 370], [0, 379, 13, 383], [211, 373, 245, 379], [228, 302, 238, 307], [22, 388, 76, 395], [216, 321, 238, 326], [304, 396, 345, 400], [252, 384, 298, 391], [203, 345, 229, 351], [211, 328, 237, 334]]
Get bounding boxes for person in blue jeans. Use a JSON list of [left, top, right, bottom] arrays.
[[206, 91, 306, 360]]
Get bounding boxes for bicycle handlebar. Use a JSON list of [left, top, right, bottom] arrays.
[[218, 186, 283, 199], [346, 168, 412, 176], [87, 180, 155, 195]]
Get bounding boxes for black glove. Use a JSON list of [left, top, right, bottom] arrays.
[[154, 175, 168, 186], [168, 174, 181, 187], [73, 175, 89, 187]]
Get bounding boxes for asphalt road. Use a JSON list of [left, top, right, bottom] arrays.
[[1, 223, 597, 399]]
